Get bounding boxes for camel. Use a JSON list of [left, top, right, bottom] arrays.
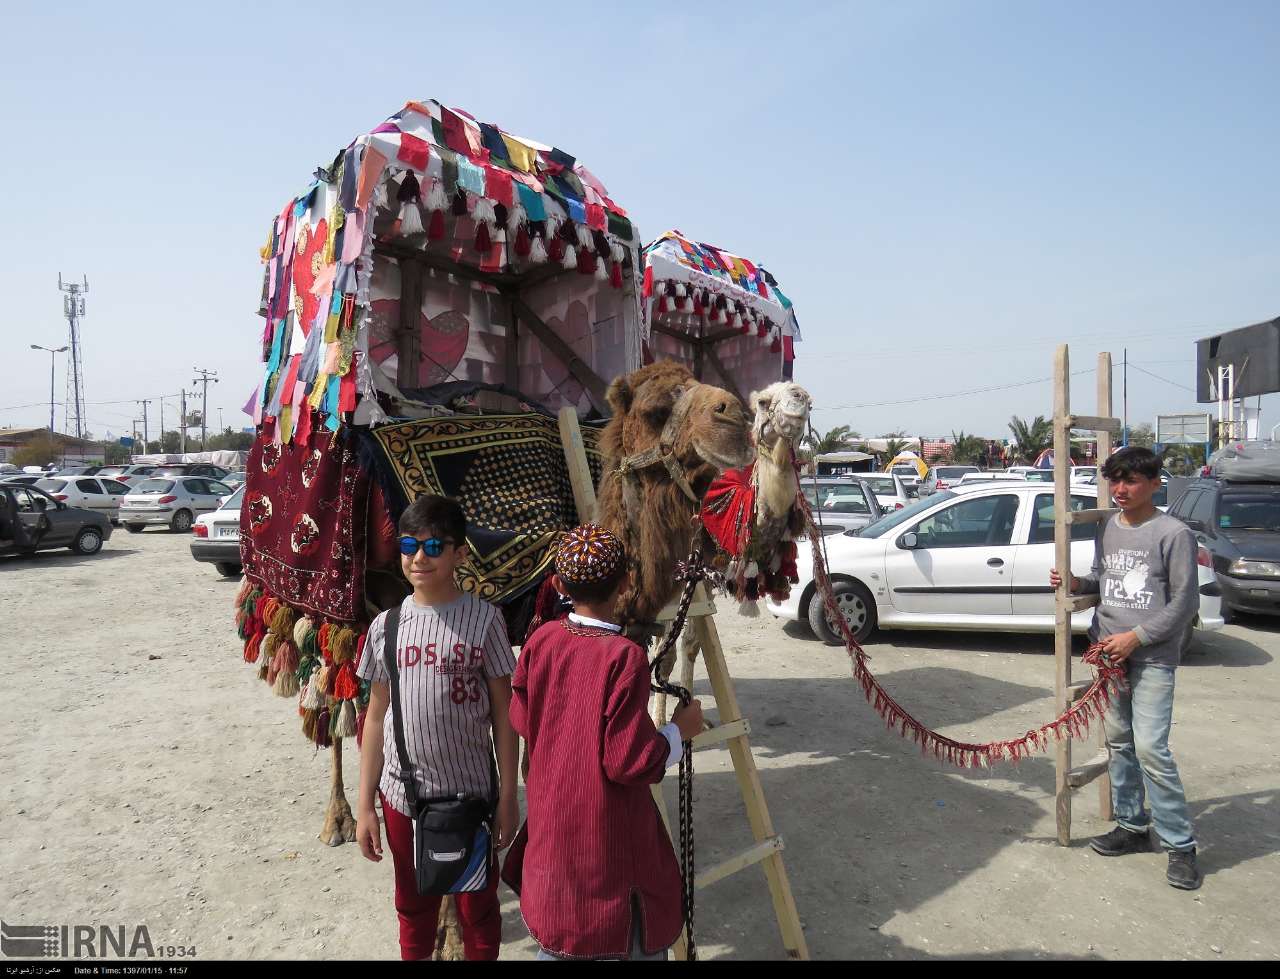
[[595, 361, 755, 631]]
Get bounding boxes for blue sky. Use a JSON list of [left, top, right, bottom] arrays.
[[2, 0, 1277, 443]]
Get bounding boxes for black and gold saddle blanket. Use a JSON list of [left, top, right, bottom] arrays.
[[365, 413, 603, 604]]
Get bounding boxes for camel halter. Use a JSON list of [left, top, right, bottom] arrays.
[[613, 386, 703, 516]]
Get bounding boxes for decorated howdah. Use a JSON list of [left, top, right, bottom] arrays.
[[642, 230, 800, 397]]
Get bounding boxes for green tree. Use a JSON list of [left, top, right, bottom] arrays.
[[802, 425, 860, 456], [11, 433, 60, 468], [1128, 423, 1155, 449], [882, 432, 908, 460], [159, 430, 181, 453], [1008, 415, 1053, 463], [950, 431, 988, 465], [208, 427, 254, 452], [101, 441, 130, 465]]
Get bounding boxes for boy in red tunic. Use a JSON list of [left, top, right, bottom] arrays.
[[509, 524, 703, 960]]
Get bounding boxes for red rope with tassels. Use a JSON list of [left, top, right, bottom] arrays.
[[793, 450, 1127, 768]]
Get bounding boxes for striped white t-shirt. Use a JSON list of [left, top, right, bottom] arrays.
[[356, 593, 516, 816]]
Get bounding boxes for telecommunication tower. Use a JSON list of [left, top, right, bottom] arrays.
[[58, 274, 89, 439]]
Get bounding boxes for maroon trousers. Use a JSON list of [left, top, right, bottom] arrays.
[[380, 792, 502, 960]]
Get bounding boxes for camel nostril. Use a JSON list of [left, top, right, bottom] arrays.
[[714, 402, 729, 414]]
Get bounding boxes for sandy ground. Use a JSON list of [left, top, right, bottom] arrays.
[[1, 528, 1277, 961]]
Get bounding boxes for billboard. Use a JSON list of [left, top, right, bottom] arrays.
[[1195, 317, 1280, 402], [1156, 413, 1213, 445]]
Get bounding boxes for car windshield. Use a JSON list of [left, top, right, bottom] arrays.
[[221, 485, 247, 509], [98, 466, 129, 476], [861, 476, 895, 492], [801, 482, 873, 514], [1219, 491, 1280, 530], [35, 479, 67, 492], [853, 491, 956, 538], [936, 467, 978, 478], [153, 467, 187, 476], [133, 479, 175, 494]]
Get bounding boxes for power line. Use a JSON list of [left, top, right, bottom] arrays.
[[812, 368, 1096, 411], [1127, 361, 1197, 394]]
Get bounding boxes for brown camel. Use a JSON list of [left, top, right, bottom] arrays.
[[595, 360, 754, 631]]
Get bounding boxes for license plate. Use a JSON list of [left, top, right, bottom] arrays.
[[217, 526, 239, 539]]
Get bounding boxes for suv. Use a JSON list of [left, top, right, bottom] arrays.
[[1167, 478, 1280, 620], [919, 465, 981, 496], [150, 464, 230, 480]]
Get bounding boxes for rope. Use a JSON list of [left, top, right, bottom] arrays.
[[648, 525, 706, 961], [792, 447, 1128, 768]]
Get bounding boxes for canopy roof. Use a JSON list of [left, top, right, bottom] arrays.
[[641, 230, 800, 401], [252, 99, 645, 441]]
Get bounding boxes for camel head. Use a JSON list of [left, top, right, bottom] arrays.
[[605, 361, 754, 480], [751, 381, 813, 452]]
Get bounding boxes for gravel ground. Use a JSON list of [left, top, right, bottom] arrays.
[[2, 528, 1277, 960]]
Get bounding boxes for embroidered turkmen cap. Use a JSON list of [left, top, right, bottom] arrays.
[[555, 524, 624, 584]]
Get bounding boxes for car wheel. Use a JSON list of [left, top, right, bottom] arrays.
[[125, 524, 144, 534], [72, 526, 104, 555], [807, 579, 876, 646], [170, 510, 194, 533], [214, 562, 242, 579], [1221, 603, 1236, 625]]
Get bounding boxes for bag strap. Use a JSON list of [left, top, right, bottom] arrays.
[[381, 605, 422, 818]]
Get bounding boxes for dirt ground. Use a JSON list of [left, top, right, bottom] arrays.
[[2, 529, 1277, 961]]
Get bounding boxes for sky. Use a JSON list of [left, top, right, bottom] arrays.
[[2, 0, 1278, 444]]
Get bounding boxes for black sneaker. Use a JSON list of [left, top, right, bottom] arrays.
[[1167, 849, 1203, 890], [1090, 825, 1150, 856]]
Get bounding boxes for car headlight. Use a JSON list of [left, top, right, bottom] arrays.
[[1228, 559, 1280, 578]]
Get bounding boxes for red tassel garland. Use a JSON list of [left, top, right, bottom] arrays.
[[609, 260, 623, 288], [475, 221, 492, 253], [515, 224, 531, 257], [428, 209, 446, 241]]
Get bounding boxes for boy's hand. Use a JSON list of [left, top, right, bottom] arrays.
[[1101, 630, 1142, 662], [494, 793, 520, 852], [672, 699, 704, 742], [1049, 568, 1079, 593], [355, 806, 382, 862]]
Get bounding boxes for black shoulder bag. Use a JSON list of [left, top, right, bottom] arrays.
[[382, 605, 496, 895]]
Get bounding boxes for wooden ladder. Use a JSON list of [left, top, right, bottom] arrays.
[[557, 407, 810, 960], [1052, 347, 1117, 845]]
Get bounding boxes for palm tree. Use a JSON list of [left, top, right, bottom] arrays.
[[950, 430, 987, 466], [802, 424, 860, 456], [1008, 415, 1053, 463], [882, 432, 908, 460]]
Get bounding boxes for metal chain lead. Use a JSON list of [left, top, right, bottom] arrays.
[[649, 525, 706, 961]]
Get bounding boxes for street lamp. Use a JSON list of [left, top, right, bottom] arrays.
[[30, 344, 68, 433]]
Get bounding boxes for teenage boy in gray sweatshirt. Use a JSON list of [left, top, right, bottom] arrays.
[[1051, 446, 1202, 890]]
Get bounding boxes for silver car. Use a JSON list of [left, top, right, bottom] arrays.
[[800, 477, 886, 536], [120, 476, 234, 533]]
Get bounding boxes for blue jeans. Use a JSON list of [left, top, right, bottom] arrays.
[[1103, 661, 1196, 852]]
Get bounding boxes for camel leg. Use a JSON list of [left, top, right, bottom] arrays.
[[434, 896, 465, 961], [319, 737, 357, 846]]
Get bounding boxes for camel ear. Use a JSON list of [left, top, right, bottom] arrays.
[[606, 375, 633, 415]]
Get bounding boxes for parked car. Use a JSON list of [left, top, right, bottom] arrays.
[[120, 476, 235, 533], [1071, 466, 1098, 484], [53, 466, 110, 477], [769, 482, 1223, 644], [800, 477, 885, 536], [33, 476, 130, 522], [859, 472, 911, 511], [96, 464, 157, 486], [192, 485, 245, 577], [220, 471, 248, 492], [889, 465, 922, 496], [1, 483, 114, 556], [150, 463, 230, 480], [1166, 478, 1280, 620], [955, 471, 1027, 486], [0, 475, 46, 487], [919, 465, 981, 496]]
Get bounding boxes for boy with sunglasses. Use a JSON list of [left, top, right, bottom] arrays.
[[354, 495, 520, 959]]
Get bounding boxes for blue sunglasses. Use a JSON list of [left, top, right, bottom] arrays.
[[398, 536, 455, 558]]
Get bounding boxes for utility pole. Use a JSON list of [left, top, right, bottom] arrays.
[[158, 396, 165, 450], [137, 399, 151, 448], [180, 390, 188, 455], [193, 368, 218, 450], [1122, 348, 1129, 447], [57, 274, 89, 440]]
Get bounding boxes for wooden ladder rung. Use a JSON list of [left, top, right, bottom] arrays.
[[1058, 414, 1122, 434], [690, 717, 750, 751], [657, 600, 717, 622], [1060, 593, 1100, 613], [695, 836, 785, 890], [1067, 679, 1093, 703], [1067, 752, 1110, 789], [1066, 507, 1113, 525]]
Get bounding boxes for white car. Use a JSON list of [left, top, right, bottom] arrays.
[[192, 485, 244, 577], [955, 471, 1028, 485], [33, 476, 130, 523], [769, 482, 1224, 644], [860, 472, 912, 511]]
